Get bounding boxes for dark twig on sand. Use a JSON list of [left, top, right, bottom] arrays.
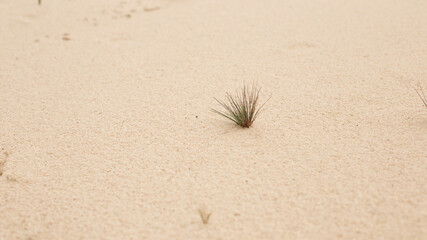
[[415, 83, 427, 109]]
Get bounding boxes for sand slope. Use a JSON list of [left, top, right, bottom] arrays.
[[0, 0, 426, 239]]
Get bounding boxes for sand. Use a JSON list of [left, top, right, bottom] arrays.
[[0, 0, 426, 239]]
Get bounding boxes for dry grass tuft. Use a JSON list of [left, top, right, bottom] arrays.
[[212, 84, 270, 128], [198, 209, 212, 224]]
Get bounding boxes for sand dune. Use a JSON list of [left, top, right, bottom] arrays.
[[0, 0, 426, 239]]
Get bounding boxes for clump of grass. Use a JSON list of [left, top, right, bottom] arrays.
[[415, 83, 427, 109], [198, 209, 212, 224], [212, 84, 269, 128]]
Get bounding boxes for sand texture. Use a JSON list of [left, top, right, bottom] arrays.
[[0, 0, 426, 239]]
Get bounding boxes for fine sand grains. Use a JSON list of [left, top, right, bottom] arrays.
[[0, 0, 426, 239]]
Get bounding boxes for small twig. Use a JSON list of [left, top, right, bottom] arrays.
[[0, 151, 8, 177], [38, 0, 41, 5], [414, 83, 427, 109], [144, 6, 160, 12]]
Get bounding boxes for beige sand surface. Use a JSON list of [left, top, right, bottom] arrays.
[[1, 0, 426, 239]]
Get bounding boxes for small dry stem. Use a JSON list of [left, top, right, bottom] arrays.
[[414, 83, 427, 109], [198, 209, 212, 224]]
